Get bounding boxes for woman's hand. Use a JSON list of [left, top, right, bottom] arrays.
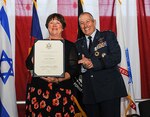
[[40, 72, 70, 83], [41, 77, 59, 83]]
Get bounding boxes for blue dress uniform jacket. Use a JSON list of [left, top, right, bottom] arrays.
[[76, 30, 127, 104]]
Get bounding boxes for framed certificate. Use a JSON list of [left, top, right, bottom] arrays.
[[33, 39, 64, 77]]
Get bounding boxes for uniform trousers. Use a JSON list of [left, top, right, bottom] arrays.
[[85, 97, 121, 117]]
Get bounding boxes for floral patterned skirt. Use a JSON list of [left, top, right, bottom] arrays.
[[26, 82, 79, 117]]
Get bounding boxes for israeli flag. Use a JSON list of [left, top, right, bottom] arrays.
[[0, 1, 18, 117]]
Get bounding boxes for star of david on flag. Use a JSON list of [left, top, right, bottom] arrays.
[[0, 50, 14, 84]]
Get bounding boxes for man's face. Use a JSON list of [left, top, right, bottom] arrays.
[[79, 14, 96, 36]]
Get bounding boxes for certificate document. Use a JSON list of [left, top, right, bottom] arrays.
[[33, 40, 64, 77]]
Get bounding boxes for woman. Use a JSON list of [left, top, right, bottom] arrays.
[[25, 13, 80, 116]]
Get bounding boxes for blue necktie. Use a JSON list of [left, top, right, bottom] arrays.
[[88, 36, 92, 53]]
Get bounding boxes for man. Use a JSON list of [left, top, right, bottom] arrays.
[[76, 12, 127, 117]]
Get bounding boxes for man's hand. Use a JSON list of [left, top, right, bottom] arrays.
[[78, 54, 93, 69]]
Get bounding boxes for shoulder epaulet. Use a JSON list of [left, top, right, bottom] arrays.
[[102, 30, 112, 33], [102, 30, 115, 35], [76, 37, 84, 43]]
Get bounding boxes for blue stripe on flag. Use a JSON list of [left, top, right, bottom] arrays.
[[125, 48, 133, 84], [0, 6, 11, 43], [0, 100, 9, 117], [31, 3, 43, 39]]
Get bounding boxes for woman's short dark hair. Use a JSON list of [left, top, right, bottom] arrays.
[[45, 13, 66, 29]]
